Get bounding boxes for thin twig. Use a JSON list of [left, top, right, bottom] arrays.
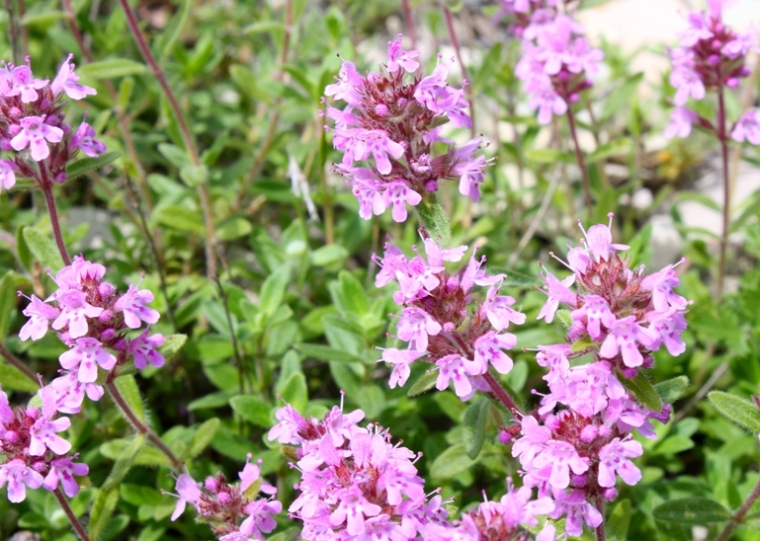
[[117, 0, 218, 280], [40, 174, 71, 266], [716, 84, 731, 303], [566, 107, 593, 214], [105, 380, 182, 469], [0, 342, 38, 383], [401, 0, 416, 49], [443, 6, 476, 138], [53, 488, 91, 541], [483, 372, 521, 415], [4, 0, 20, 64], [716, 473, 760, 541]]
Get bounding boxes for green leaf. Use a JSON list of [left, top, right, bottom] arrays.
[[77, 59, 148, 79], [111, 375, 145, 422], [217, 216, 253, 241], [0, 362, 39, 392], [430, 444, 476, 480], [16, 224, 33, 270], [159, 334, 187, 361], [154, 205, 207, 235], [652, 435, 695, 456], [187, 389, 236, 411], [280, 372, 308, 413], [708, 391, 760, 433], [586, 138, 632, 163], [416, 196, 452, 248], [601, 72, 644, 122], [462, 397, 489, 459], [619, 370, 662, 412], [524, 148, 576, 164], [310, 244, 349, 267], [185, 418, 220, 459], [102, 434, 146, 491], [89, 486, 120, 540], [267, 527, 301, 541], [159, 0, 191, 60], [66, 151, 121, 179], [556, 309, 573, 327], [157, 143, 191, 168], [653, 498, 731, 524], [100, 439, 170, 467], [296, 343, 360, 363], [0, 271, 17, 337], [337, 271, 368, 317], [570, 336, 596, 353], [230, 395, 272, 427], [22, 226, 64, 271], [655, 376, 690, 404], [607, 499, 631, 541], [259, 267, 290, 318], [407, 370, 439, 397]]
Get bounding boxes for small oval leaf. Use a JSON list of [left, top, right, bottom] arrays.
[[708, 391, 760, 433], [653, 498, 731, 524]]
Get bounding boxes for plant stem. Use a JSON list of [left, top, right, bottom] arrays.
[[565, 107, 593, 215], [716, 473, 760, 541], [39, 170, 71, 266], [0, 342, 38, 383], [594, 495, 607, 541], [716, 84, 731, 303], [401, 0, 416, 49], [443, 6, 475, 138], [53, 487, 91, 541], [482, 372, 522, 415], [117, 0, 218, 281], [105, 380, 181, 469]]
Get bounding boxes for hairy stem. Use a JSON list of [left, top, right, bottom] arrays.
[[105, 380, 182, 469], [401, 0, 416, 49], [482, 372, 522, 415], [0, 342, 38, 383], [565, 107, 593, 214], [716, 85, 730, 303], [715, 473, 760, 541], [595, 495, 607, 541], [53, 488, 91, 541], [39, 170, 71, 266], [117, 0, 218, 280]]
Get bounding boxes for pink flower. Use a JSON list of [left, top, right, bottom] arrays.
[[170, 473, 202, 521], [571, 295, 616, 340], [452, 137, 489, 202], [70, 121, 106, 157], [19, 294, 59, 341], [384, 180, 421, 222], [530, 87, 567, 125], [380, 348, 426, 388], [436, 354, 474, 398], [324, 61, 364, 108], [646, 308, 688, 356], [42, 456, 89, 497], [127, 330, 165, 369], [599, 316, 660, 367], [59, 337, 116, 383], [10, 116, 64, 161], [598, 437, 643, 487], [468, 331, 516, 376], [551, 489, 603, 537], [664, 107, 697, 139], [579, 221, 628, 262], [50, 290, 103, 338], [0, 160, 16, 192], [0, 459, 44, 503], [329, 485, 383, 535], [732, 109, 760, 145], [670, 65, 706, 106], [114, 284, 160, 329], [537, 270, 576, 323], [387, 34, 421, 73], [397, 307, 442, 351], [5, 63, 48, 103], [532, 440, 589, 489], [51, 55, 96, 100]]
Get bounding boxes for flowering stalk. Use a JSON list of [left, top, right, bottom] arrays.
[[116, 0, 218, 280], [565, 106, 593, 212], [715, 472, 760, 541], [716, 83, 730, 302], [53, 487, 91, 541], [104, 380, 181, 470]]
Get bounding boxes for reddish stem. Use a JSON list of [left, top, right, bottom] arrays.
[[116, 0, 218, 280], [566, 106, 593, 214], [401, 0, 416, 49], [594, 495, 607, 541], [53, 487, 91, 541], [482, 372, 522, 415], [443, 7, 475, 138], [39, 168, 71, 266], [716, 473, 760, 541], [0, 342, 38, 383], [716, 84, 730, 303], [105, 380, 181, 469]]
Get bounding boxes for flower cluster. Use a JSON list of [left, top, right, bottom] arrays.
[[0, 55, 104, 193], [665, 0, 760, 140], [374, 235, 525, 400], [515, 8, 603, 124], [0, 386, 88, 502], [269, 401, 449, 540], [502, 215, 689, 536], [498, 0, 558, 38], [422, 479, 556, 541], [537, 215, 690, 375], [19, 255, 164, 413], [169, 456, 282, 540], [324, 34, 489, 222]]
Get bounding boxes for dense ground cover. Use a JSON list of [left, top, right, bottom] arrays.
[[2, 0, 760, 540]]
